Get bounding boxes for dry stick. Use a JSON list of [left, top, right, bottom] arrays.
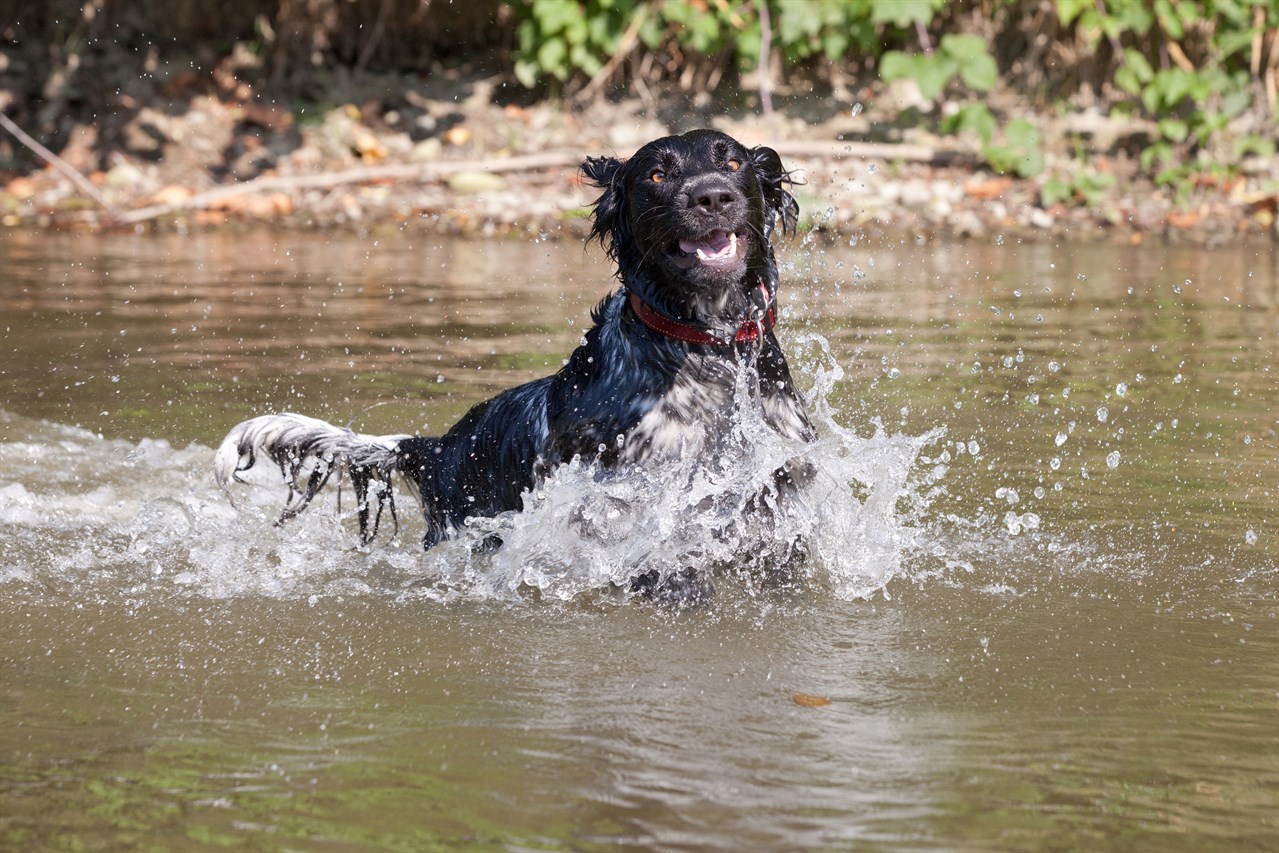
[[768, 140, 948, 163], [117, 151, 584, 225], [117, 140, 951, 227], [758, 1, 774, 122], [0, 111, 125, 221], [575, 5, 650, 103]]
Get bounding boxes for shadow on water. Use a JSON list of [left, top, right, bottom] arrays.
[[0, 229, 1276, 851]]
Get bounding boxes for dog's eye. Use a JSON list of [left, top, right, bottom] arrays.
[[650, 169, 665, 184], [726, 159, 742, 171]]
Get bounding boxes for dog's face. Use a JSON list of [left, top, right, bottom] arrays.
[[583, 130, 798, 299]]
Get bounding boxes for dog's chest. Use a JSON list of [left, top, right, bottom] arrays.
[[618, 361, 740, 463]]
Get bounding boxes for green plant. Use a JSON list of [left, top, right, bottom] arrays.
[[880, 33, 998, 99]]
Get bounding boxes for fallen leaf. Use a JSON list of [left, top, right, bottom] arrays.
[[444, 126, 472, 147], [447, 171, 506, 194], [150, 185, 194, 206], [792, 692, 832, 708], [5, 177, 37, 200], [964, 177, 1013, 200]]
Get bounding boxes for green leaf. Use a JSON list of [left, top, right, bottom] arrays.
[[959, 51, 997, 91], [1158, 117, 1189, 143], [939, 34, 987, 63], [1056, 0, 1091, 26], [1042, 175, 1072, 207], [537, 38, 568, 80], [1124, 49, 1154, 84], [1114, 65, 1141, 96], [870, 0, 938, 28], [1217, 86, 1248, 120], [514, 60, 539, 89], [879, 51, 914, 81], [941, 103, 997, 143], [915, 55, 957, 99]]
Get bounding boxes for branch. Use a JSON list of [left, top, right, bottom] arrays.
[[0, 111, 125, 222], [117, 151, 584, 224], [767, 139, 959, 164], [574, 6, 650, 103]]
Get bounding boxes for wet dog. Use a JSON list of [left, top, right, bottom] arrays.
[[215, 129, 814, 593]]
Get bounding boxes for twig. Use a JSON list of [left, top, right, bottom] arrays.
[[758, 0, 774, 121], [768, 139, 957, 164], [0, 111, 125, 221], [575, 6, 649, 103], [117, 151, 584, 224]]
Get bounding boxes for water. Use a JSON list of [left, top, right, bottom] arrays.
[[1, 230, 1276, 850]]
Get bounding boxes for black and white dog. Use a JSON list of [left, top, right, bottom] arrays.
[[215, 129, 815, 589]]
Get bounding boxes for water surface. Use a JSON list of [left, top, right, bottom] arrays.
[[1, 229, 1276, 850]]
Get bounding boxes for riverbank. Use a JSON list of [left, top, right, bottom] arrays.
[[3, 73, 1277, 245]]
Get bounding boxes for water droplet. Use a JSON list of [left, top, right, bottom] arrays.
[[867, 163, 878, 174], [851, 102, 864, 116], [1050, 457, 1061, 471], [1173, 373, 1183, 384], [995, 234, 1005, 246], [1055, 432, 1067, 447], [1048, 361, 1061, 372], [1245, 529, 1258, 545], [967, 440, 980, 456], [1097, 406, 1108, 423], [1106, 451, 1121, 469], [1033, 486, 1046, 499], [1115, 382, 1128, 396]]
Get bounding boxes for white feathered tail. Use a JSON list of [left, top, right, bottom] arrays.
[[214, 413, 412, 543]]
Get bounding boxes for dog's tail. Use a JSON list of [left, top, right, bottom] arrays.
[[214, 412, 414, 544]]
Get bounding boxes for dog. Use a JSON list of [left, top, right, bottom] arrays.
[[215, 129, 815, 595]]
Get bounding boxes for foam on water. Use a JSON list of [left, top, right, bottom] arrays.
[[0, 339, 947, 603]]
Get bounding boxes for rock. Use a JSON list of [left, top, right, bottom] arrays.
[[103, 162, 146, 189], [447, 172, 506, 194], [1029, 208, 1056, 229]]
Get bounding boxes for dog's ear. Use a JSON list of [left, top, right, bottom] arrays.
[[581, 155, 628, 260], [751, 145, 800, 239]]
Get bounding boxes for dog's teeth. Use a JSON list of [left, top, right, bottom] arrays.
[[696, 248, 709, 260]]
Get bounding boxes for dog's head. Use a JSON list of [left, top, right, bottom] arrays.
[[582, 129, 798, 316]]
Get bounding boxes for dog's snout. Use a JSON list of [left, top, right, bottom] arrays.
[[685, 176, 739, 215]]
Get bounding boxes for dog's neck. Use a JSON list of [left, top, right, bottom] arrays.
[[620, 251, 779, 342], [627, 284, 774, 347]]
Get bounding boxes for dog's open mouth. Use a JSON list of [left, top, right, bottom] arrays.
[[677, 230, 739, 267]]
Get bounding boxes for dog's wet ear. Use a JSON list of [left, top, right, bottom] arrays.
[[582, 155, 628, 260], [751, 145, 800, 239]]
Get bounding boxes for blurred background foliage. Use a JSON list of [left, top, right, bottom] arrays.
[[1, 0, 1276, 188]]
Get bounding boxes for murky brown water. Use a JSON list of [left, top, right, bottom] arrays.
[[1, 229, 1276, 851]]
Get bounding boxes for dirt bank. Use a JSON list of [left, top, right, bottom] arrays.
[[2, 70, 1277, 246]]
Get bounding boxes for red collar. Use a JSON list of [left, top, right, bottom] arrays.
[[627, 284, 775, 347]]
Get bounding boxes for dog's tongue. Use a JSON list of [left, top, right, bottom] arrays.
[[679, 230, 737, 262]]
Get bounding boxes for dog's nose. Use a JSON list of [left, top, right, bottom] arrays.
[[685, 176, 738, 215]]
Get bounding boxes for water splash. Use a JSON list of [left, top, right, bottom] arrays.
[[0, 337, 944, 603]]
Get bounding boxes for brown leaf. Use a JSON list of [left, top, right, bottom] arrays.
[[964, 177, 1013, 200], [792, 692, 832, 708]]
